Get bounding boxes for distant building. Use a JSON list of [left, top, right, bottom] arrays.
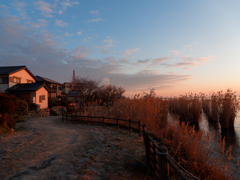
[[35, 76, 63, 98]]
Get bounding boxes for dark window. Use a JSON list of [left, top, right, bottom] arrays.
[[0, 77, 9, 84], [42, 95, 45, 100], [39, 95, 42, 103]]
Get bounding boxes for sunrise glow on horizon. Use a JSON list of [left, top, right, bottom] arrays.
[[1, 0, 240, 97]]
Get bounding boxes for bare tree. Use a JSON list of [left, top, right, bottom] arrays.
[[74, 77, 100, 106], [143, 88, 156, 98], [98, 84, 125, 106]]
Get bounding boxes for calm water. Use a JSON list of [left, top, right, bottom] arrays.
[[199, 112, 240, 161], [168, 112, 240, 177]]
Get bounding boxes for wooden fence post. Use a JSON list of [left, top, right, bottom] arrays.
[[129, 119, 131, 133], [103, 116, 105, 126], [144, 133, 150, 162], [138, 120, 141, 137], [117, 117, 119, 130], [158, 146, 169, 180]]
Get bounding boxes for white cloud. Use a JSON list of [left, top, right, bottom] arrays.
[[170, 50, 180, 56], [101, 78, 110, 86], [86, 18, 104, 23], [35, 1, 53, 17], [122, 48, 140, 56], [61, 0, 79, 11], [76, 30, 83, 35], [89, 10, 99, 15], [55, 19, 68, 27], [28, 19, 48, 28], [59, 10, 63, 14], [65, 32, 73, 36], [103, 36, 116, 47]]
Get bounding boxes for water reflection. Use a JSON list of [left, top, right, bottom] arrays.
[[208, 121, 220, 132]]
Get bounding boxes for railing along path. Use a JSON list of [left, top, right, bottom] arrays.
[[62, 112, 199, 180]]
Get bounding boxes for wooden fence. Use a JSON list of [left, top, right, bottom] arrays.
[[62, 112, 199, 180]]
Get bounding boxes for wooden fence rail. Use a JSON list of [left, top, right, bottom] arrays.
[[62, 112, 199, 180]]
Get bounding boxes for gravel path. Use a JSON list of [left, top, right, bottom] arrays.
[[0, 116, 154, 180]]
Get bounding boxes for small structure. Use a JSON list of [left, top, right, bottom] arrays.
[[35, 76, 63, 98], [6, 82, 50, 109]]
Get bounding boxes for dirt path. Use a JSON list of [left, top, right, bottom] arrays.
[[0, 116, 154, 180]]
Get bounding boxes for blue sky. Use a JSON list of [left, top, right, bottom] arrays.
[[0, 0, 240, 96]]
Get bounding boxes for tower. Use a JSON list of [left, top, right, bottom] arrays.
[[73, 70, 75, 83]]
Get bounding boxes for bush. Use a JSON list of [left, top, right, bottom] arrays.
[[0, 93, 17, 129], [15, 98, 28, 115]]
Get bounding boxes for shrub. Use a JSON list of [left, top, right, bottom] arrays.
[[15, 98, 28, 115], [0, 93, 17, 129]]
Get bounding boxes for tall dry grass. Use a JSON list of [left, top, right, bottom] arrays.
[[202, 92, 219, 122], [83, 96, 238, 180], [218, 89, 240, 130], [168, 93, 202, 125]]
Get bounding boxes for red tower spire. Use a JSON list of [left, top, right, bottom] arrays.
[[73, 70, 75, 83]]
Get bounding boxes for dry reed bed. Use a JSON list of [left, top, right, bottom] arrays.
[[83, 96, 239, 180]]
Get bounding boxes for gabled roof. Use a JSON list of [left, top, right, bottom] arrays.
[[7, 82, 50, 92], [35, 75, 63, 86], [0, 66, 37, 81]]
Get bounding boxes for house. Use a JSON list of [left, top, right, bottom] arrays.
[[0, 66, 49, 109], [7, 83, 49, 109], [35, 76, 63, 98], [0, 66, 36, 92]]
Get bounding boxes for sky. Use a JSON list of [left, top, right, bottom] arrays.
[[0, 0, 240, 97]]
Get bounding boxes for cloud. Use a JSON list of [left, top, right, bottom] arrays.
[[59, 10, 63, 14], [0, 4, 9, 14], [28, 19, 48, 28], [61, 0, 79, 11], [55, 19, 68, 27], [35, 1, 53, 17], [0, 15, 192, 95], [86, 18, 104, 23], [101, 78, 110, 86], [103, 36, 116, 47], [76, 30, 83, 35], [185, 43, 198, 47], [122, 48, 140, 56], [65, 32, 73, 36], [168, 56, 212, 69], [170, 50, 180, 56], [152, 56, 170, 64], [89, 10, 99, 15]]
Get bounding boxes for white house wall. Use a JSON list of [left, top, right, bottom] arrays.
[[36, 87, 48, 109]]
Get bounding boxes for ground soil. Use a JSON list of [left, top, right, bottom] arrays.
[[0, 116, 154, 180]]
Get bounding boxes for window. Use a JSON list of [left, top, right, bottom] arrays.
[[27, 80, 33, 83], [42, 95, 45, 100], [58, 86, 62, 90], [39, 95, 42, 103], [0, 77, 9, 84], [10, 77, 21, 83]]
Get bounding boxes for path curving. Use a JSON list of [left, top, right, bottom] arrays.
[[0, 116, 154, 180]]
